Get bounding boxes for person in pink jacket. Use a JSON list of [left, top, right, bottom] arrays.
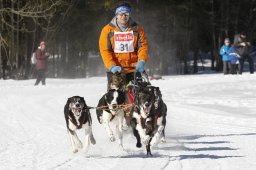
[[34, 41, 49, 86]]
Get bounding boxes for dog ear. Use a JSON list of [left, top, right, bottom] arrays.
[[67, 97, 72, 103], [156, 87, 162, 98], [103, 94, 108, 105], [65, 97, 72, 111], [81, 97, 87, 106], [67, 97, 74, 105], [109, 89, 115, 93]]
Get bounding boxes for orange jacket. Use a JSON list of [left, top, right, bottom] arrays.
[[99, 17, 148, 73]]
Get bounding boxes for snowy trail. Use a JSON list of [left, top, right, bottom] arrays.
[[0, 74, 256, 170], [163, 74, 256, 169]]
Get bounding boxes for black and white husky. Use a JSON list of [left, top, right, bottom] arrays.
[[96, 89, 126, 149], [131, 87, 155, 155], [64, 96, 96, 153], [131, 85, 167, 155], [148, 86, 167, 146]]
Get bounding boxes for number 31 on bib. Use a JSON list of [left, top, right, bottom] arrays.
[[114, 31, 134, 53]]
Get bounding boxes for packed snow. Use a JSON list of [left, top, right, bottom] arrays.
[[1, 73, 256, 170]]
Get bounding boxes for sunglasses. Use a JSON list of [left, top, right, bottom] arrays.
[[118, 12, 130, 17]]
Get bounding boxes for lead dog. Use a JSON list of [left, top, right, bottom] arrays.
[[96, 89, 126, 149], [64, 96, 96, 153]]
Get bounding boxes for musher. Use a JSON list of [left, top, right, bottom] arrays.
[[99, 1, 149, 90]]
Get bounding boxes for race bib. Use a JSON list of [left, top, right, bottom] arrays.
[[114, 31, 134, 53]]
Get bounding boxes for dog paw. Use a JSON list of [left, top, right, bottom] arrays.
[[151, 133, 160, 146], [136, 142, 142, 148], [90, 135, 96, 145], [160, 137, 166, 143], [99, 117, 103, 124], [142, 135, 150, 145], [150, 137, 157, 147], [109, 134, 116, 142], [73, 149, 78, 153], [119, 144, 124, 150], [76, 141, 83, 149]]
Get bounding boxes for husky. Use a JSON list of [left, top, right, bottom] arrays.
[[64, 96, 96, 153]]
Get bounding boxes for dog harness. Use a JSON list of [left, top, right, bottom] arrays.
[[154, 112, 160, 129], [68, 110, 89, 129], [133, 105, 148, 129]]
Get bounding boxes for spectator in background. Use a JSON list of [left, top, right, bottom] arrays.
[[229, 45, 241, 74], [34, 41, 50, 86], [249, 38, 256, 58], [220, 38, 231, 75], [234, 32, 254, 74]]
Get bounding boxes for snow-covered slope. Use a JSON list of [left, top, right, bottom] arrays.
[[1, 73, 256, 170]]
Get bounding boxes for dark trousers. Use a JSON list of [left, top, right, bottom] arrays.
[[223, 61, 231, 74], [230, 64, 238, 74], [238, 55, 254, 74], [106, 72, 141, 90], [35, 69, 46, 85]]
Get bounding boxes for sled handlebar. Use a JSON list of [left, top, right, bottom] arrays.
[[122, 66, 136, 69]]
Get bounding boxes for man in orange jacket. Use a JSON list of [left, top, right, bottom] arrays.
[[99, 1, 148, 88]]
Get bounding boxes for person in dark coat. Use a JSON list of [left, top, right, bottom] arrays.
[[34, 41, 49, 85], [234, 32, 254, 74]]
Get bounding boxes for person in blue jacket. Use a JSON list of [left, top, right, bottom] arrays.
[[220, 38, 232, 74]]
